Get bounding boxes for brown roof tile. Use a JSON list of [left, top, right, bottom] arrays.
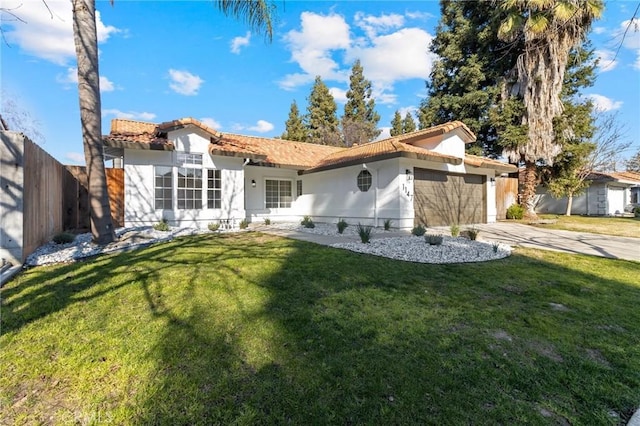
[[110, 119, 157, 134], [465, 155, 518, 173], [157, 117, 222, 137], [394, 121, 476, 144], [104, 132, 174, 150]]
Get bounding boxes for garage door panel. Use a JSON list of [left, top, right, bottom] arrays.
[[414, 169, 485, 226]]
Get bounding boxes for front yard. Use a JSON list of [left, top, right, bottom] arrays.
[[526, 214, 640, 238], [1, 232, 639, 424]]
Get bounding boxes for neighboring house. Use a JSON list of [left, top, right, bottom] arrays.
[[535, 171, 640, 216], [103, 118, 517, 229]]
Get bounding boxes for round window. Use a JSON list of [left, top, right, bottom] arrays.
[[357, 170, 372, 192]]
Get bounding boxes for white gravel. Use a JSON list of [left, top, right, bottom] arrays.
[[25, 222, 511, 267]]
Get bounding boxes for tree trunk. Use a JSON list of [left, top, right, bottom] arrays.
[[72, 0, 115, 244], [565, 193, 573, 216], [521, 160, 538, 219]]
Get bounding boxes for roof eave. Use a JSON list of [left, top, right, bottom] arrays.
[[103, 138, 174, 151]]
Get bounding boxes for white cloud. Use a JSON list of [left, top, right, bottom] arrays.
[[247, 120, 274, 133], [168, 69, 204, 96], [620, 18, 640, 49], [329, 87, 347, 103], [354, 12, 404, 39], [200, 117, 222, 130], [3, 0, 119, 65], [594, 49, 618, 72], [592, 26, 607, 35], [65, 152, 85, 164], [57, 67, 115, 92], [586, 94, 623, 112], [230, 31, 251, 54], [405, 11, 435, 21], [102, 109, 157, 121]]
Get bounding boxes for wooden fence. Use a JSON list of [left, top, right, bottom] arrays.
[[496, 177, 518, 219]]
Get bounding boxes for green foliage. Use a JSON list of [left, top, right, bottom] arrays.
[[281, 100, 307, 141], [343, 60, 381, 146], [52, 232, 76, 245], [506, 204, 525, 220], [356, 223, 373, 243], [306, 76, 341, 146], [239, 219, 249, 229], [450, 224, 460, 237], [263, 218, 271, 225], [337, 218, 348, 234], [301, 216, 315, 228], [153, 219, 170, 231], [425, 234, 444, 245], [634, 207, 640, 218], [402, 112, 416, 133], [467, 227, 480, 241], [390, 111, 403, 136], [208, 222, 221, 232], [411, 224, 426, 236], [383, 219, 392, 231], [492, 242, 500, 253]]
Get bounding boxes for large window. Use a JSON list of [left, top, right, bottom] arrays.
[[177, 152, 203, 165], [177, 167, 202, 209], [208, 169, 221, 209], [265, 179, 292, 208], [154, 166, 173, 209]]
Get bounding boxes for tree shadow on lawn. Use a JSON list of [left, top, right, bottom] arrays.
[[132, 236, 640, 425], [2, 233, 640, 424]]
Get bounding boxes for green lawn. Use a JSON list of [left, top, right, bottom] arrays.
[[526, 215, 640, 238], [1, 232, 639, 425]]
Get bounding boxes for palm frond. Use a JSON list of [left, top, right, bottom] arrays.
[[214, 0, 275, 42]]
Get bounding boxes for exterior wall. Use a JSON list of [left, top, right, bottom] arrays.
[[244, 166, 302, 222], [1, 132, 25, 265], [535, 183, 631, 216], [409, 132, 466, 159]]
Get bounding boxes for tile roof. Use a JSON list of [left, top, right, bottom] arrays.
[[393, 121, 476, 144], [157, 117, 222, 137], [465, 155, 518, 173], [303, 139, 462, 174], [110, 119, 157, 134], [589, 171, 640, 184], [104, 132, 174, 150]]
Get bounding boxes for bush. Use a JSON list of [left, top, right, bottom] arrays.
[[383, 219, 393, 231], [467, 226, 480, 241], [506, 204, 525, 220], [634, 207, 640, 218], [337, 218, 348, 234], [153, 219, 170, 232], [263, 218, 271, 225], [52, 232, 76, 245], [208, 222, 220, 232], [239, 219, 249, 229], [411, 224, 426, 236], [356, 223, 373, 243], [301, 216, 315, 228], [425, 234, 444, 246], [450, 224, 460, 237]]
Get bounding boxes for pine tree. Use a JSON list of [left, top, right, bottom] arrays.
[[305, 76, 341, 146], [390, 111, 403, 136], [281, 100, 306, 141], [343, 60, 381, 146], [402, 112, 416, 134]]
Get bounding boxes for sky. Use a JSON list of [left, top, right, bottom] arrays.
[[1, 0, 639, 166]]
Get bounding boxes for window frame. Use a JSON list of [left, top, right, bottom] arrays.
[[357, 170, 372, 192], [154, 166, 173, 210], [265, 179, 293, 209], [207, 169, 222, 209]]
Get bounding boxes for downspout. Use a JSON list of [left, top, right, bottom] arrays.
[[374, 168, 379, 227]]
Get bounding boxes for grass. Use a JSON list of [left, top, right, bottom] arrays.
[[526, 215, 640, 238], [1, 233, 640, 424]]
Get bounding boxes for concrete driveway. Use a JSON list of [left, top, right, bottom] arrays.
[[471, 222, 640, 262]]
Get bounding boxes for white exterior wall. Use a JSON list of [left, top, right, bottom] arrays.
[[409, 132, 467, 159], [535, 183, 630, 216], [244, 166, 302, 223]]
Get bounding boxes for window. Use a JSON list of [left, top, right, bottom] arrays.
[[177, 152, 203, 165], [208, 169, 221, 209], [154, 166, 173, 209], [357, 170, 372, 192], [265, 179, 292, 208], [297, 180, 303, 197], [177, 167, 202, 209]]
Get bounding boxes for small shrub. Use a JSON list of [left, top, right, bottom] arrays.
[[450, 224, 460, 237], [337, 218, 348, 234], [467, 226, 480, 241], [425, 234, 444, 246], [153, 219, 170, 232], [634, 207, 640, 218], [301, 215, 315, 228], [492, 242, 500, 253], [263, 218, 271, 225], [506, 204, 525, 220], [239, 219, 249, 229], [52, 232, 75, 245], [208, 222, 220, 232], [356, 223, 373, 243], [411, 224, 426, 236], [383, 219, 392, 231]]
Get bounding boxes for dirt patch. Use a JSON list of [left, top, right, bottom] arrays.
[[585, 348, 611, 368]]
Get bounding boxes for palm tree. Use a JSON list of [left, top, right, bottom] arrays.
[[496, 0, 603, 216], [71, 0, 275, 244]]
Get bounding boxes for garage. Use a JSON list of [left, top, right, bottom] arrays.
[[413, 168, 485, 226], [607, 186, 625, 215]]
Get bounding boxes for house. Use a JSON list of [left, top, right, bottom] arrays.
[[103, 118, 517, 229], [534, 171, 640, 216]]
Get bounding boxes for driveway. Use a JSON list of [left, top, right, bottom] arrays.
[[472, 222, 640, 262]]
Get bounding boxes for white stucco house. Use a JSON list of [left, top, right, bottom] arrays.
[[103, 118, 517, 229], [534, 171, 640, 216]]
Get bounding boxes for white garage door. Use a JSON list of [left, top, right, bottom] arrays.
[[607, 186, 625, 215]]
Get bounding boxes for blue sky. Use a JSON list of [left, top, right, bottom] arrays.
[[2, 0, 639, 166]]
